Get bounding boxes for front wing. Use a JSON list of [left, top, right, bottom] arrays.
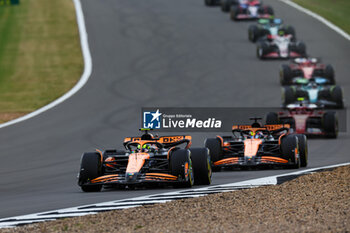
[[213, 156, 292, 167], [85, 173, 183, 186]]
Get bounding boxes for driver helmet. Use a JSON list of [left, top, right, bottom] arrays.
[[278, 30, 285, 36], [254, 132, 264, 139], [136, 144, 151, 152], [308, 82, 317, 88]]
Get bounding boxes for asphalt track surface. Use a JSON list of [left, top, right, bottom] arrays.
[[0, 0, 349, 219]]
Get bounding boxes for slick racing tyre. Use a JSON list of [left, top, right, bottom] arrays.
[[205, 0, 214, 6], [265, 5, 274, 15], [331, 85, 344, 108], [296, 42, 306, 57], [230, 5, 239, 21], [248, 25, 259, 42], [323, 111, 338, 138], [190, 148, 212, 185], [265, 112, 279, 125], [284, 26, 296, 39], [282, 86, 295, 106], [205, 138, 223, 172], [256, 41, 268, 59], [325, 64, 335, 84], [295, 134, 308, 167], [170, 149, 194, 188], [281, 135, 300, 169], [280, 64, 293, 85], [221, 0, 231, 12], [78, 152, 103, 192]]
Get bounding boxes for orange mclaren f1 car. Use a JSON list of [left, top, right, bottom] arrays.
[[78, 129, 212, 192], [205, 118, 307, 171]]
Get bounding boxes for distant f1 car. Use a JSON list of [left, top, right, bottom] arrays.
[[282, 80, 344, 109], [280, 57, 335, 85], [78, 130, 212, 192], [205, 118, 307, 171], [229, 0, 274, 21], [248, 18, 296, 42], [266, 103, 338, 138], [257, 34, 306, 59], [220, 0, 273, 18]]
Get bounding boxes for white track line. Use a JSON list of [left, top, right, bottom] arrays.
[[1, 162, 349, 229], [0, 0, 92, 129], [280, 0, 350, 41]]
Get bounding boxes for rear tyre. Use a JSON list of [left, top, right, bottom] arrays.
[[280, 64, 293, 85], [295, 134, 308, 167], [265, 112, 279, 125], [281, 135, 300, 169], [190, 148, 212, 185], [205, 138, 223, 172], [323, 111, 338, 138], [170, 149, 194, 188], [78, 152, 103, 192]]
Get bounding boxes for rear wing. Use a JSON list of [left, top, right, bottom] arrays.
[[232, 124, 290, 132], [265, 124, 290, 131], [124, 135, 192, 144]]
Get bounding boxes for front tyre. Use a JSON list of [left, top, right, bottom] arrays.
[[295, 134, 308, 167], [331, 85, 343, 108], [78, 152, 103, 192], [221, 0, 231, 12], [205, 138, 223, 172], [282, 86, 295, 106], [280, 64, 293, 85], [256, 41, 267, 59], [190, 148, 212, 185], [323, 111, 338, 138], [248, 25, 259, 42], [170, 149, 194, 188], [281, 135, 300, 169], [325, 64, 335, 84]]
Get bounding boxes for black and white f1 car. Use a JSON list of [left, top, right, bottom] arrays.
[[257, 34, 306, 59]]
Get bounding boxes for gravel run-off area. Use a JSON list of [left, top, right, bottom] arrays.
[[2, 165, 349, 233]]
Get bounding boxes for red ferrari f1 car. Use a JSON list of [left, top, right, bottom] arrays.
[[266, 103, 338, 138], [78, 130, 212, 192], [280, 57, 335, 85], [205, 118, 307, 171]]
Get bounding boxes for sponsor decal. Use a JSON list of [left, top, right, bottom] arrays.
[[143, 109, 162, 129], [141, 107, 347, 132]]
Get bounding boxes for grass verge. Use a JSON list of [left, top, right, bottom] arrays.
[[293, 0, 350, 34], [0, 0, 83, 123]]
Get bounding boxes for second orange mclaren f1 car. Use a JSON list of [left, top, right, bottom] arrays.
[[205, 118, 307, 171], [78, 129, 212, 192]]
